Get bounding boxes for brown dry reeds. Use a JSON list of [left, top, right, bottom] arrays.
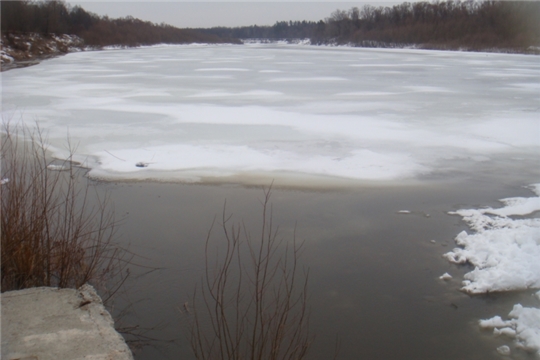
[[189, 187, 312, 360], [1, 122, 128, 294]]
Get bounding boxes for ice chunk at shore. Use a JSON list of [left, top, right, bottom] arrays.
[[439, 272, 452, 281], [480, 304, 540, 356], [496, 345, 511, 356], [439, 273, 452, 281], [446, 184, 540, 356], [444, 184, 540, 294]]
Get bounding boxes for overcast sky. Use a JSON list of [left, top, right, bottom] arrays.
[[69, 2, 404, 28]]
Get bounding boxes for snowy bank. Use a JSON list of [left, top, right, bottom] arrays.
[[242, 38, 311, 46], [1, 33, 83, 71]]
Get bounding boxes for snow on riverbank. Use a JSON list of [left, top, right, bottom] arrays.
[[444, 184, 540, 355], [1, 33, 83, 70]]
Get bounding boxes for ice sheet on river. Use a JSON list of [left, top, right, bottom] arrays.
[[2, 44, 539, 184]]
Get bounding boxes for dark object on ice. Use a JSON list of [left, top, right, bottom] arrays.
[[135, 162, 148, 168]]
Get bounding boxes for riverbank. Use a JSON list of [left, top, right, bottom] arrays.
[[243, 38, 540, 55], [1, 32, 84, 71], [1, 285, 133, 360], [3, 32, 537, 73]]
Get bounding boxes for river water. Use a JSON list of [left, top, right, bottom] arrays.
[[95, 166, 538, 360]]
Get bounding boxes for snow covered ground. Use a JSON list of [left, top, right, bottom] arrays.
[[445, 184, 540, 356], [2, 43, 538, 185]]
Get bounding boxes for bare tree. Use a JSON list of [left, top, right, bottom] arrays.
[[188, 187, 311, 360], [1, 122, 129, 294]]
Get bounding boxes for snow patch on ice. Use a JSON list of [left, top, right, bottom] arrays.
[[336, 91, 397, 96], [188, 90, 283, 98], [403, 85, 453, 93], [89, 144, 426, 181], [267, 77, 347, 82], [47, 164, 69, 171], [194, 68, 250, 72], [349, 63, 441, 68], [510, 83, 540, 92]]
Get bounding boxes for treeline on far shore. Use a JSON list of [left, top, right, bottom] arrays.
[[199, 0, 540, 53], [0, 0, 240, 48], [1, 0, 538, 54]]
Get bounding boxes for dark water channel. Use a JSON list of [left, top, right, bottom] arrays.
[[90, 163, 539, 360]]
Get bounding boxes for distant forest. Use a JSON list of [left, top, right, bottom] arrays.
[[0, 0, 239, 47], [1, 0, 539, 53], [199, 0, 540, 52]]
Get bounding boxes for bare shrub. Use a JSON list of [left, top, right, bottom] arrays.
[[0, 122, 128, 294], [188, 188, 312, 360]]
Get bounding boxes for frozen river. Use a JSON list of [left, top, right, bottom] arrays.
[[2, 44, 539, 359], [2, 43, 539, 185]]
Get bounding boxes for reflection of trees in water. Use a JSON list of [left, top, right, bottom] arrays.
[[188, 187, 315, 360]]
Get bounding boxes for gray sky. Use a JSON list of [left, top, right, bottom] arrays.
[[69, 2, 403, 28]]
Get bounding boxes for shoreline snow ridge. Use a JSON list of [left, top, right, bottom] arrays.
[[444, 184, 540, 355], [1, 33, 84, 71]]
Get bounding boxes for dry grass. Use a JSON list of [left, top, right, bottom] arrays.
[[188, 187, 312, 360], [1, 122, 128, 294]]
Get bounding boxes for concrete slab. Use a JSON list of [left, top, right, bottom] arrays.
[[1, 284, 133, 360]]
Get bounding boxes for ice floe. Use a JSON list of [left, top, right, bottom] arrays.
[[445, 184, 540, 355], [480, 304, 540, 356], [496, 345, 511, 356], [444, 184, 540, 294], [47, 164, 69, 171], [439, 273, 452, 281]]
